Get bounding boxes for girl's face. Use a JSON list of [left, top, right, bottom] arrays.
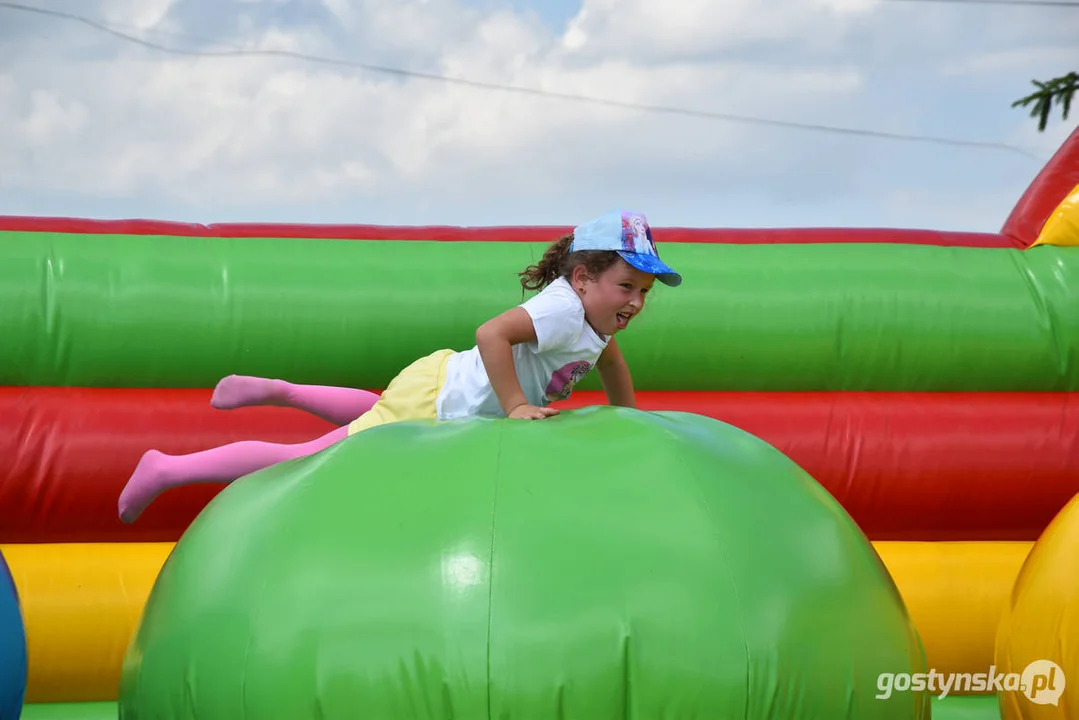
[[572, 259, 655, 336]]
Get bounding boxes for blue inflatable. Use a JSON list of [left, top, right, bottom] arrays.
[[0, 548, 27, 720]]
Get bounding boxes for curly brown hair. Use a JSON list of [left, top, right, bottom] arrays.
[[518, 232, 622, 294]]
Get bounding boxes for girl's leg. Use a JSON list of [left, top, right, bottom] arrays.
[[117, 425, 350, 524], [210, 375, 379, 426]]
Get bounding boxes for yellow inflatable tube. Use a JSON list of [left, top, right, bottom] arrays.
[[875, 541, 1033, 689], [2, 540, 1032, 703], [2, 543, 172, 703], [1030, 183, 1079, 247]]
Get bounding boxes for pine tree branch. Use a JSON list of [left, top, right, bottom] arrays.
[[1013, 72, 1079, 131]]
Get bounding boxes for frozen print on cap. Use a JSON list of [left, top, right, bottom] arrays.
[[623, 212, 658, 255]]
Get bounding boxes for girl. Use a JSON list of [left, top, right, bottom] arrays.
[[117, 209, 682, 523]]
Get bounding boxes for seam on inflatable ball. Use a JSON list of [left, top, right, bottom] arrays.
[[657, 415, 752, 719], [485, 422, 506, 720]]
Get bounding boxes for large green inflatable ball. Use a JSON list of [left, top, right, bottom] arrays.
[[120, 406, 929, 719]]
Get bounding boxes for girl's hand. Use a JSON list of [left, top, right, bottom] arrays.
[[508, 403, 559, 420]]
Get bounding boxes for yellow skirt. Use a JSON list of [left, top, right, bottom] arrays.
[[347, 348, 455, 436]]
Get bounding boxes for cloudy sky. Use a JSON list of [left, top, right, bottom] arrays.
[[0, 0, 1076, 232]]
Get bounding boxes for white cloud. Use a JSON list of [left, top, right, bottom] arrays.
[[560, 0, 875, 62], [99, 0, 177, 30], [0, 0, 1074, 229], [941, 47, 1079, 78], [320, 0, 484, 67]]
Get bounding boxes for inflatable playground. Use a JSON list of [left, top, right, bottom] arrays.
[[1, 126, 1078, 719]]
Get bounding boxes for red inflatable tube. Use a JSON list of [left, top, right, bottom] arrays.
[[0, 386, 335, 543], [2, 387, 1077, 543], [0, 215, 1016, 247], [581, 392, 1079, 541], [1001, 126, 1079, 247], [2, 386, 1079, 544]]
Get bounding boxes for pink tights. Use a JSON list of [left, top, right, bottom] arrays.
[[117, 375, 380, 524]]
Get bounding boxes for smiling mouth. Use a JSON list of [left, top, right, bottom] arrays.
[[616, 312, 631, 329]]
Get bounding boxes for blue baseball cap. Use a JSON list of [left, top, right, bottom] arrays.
[[570, 210, 682, 287]]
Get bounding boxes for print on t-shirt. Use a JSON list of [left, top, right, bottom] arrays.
[[545, 360, 593, 403]]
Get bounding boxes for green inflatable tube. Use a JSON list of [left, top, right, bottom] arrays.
[[11, 696, 1009, 719], [17, 702, 117, 719], [1, 231, 1076, 390], [15, 694, 1007, 719], [930, 694, 1004, 718]]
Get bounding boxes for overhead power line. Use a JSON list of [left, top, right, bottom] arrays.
[[0, 1, 1043, 160]]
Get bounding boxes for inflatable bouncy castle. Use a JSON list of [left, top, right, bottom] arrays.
[[1, 127, 1077, 719]]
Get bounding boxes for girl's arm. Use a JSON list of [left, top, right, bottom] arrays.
[[476, 308, 559, 419], [596, 338, 637, 408]]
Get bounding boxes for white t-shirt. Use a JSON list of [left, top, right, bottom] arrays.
[[436, 277, 610, 420]]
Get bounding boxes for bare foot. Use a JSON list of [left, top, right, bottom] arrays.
[[210, 375, 286, 410]]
